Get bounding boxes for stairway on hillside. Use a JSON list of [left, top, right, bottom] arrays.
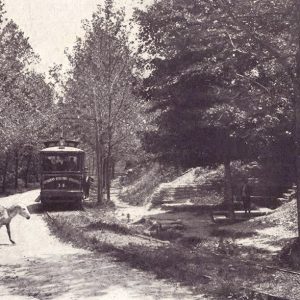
[[212, 186, 296, 223], [150, 182, 272, 221], [150, 181, 296, 221], [277, 185, 296, 204], [150, 182, 221, 210]]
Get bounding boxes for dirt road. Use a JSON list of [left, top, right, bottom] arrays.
[[0, 190, 207, 300]]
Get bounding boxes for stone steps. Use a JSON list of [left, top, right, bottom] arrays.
[[150, 182, 216, 207], [212, 209, 271, 223], [213, 210, 269, 217], [277, 186, 296, 204], [151, 178, 296, 213]]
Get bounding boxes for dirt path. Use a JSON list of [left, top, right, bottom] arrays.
[[0, 190, 208, 300]]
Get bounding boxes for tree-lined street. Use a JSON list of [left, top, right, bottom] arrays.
[[0, 190, 204, 300], [1, 0, 300, 299]]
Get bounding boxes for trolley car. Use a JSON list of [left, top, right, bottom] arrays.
[[39, 138, 85, 206]]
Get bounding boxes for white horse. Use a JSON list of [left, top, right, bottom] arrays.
[[0, 204, 31, 244]]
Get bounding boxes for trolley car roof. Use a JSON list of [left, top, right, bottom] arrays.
[[40, 146, 84, 153]]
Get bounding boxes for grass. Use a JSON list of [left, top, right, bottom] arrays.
[[42, 163, 300, 298], [278, 238, 300, 268], [119, 164, 179, 205], [84, 220, 132, 235], [211, 228, 258, 239], [44, 206, 281, 300]]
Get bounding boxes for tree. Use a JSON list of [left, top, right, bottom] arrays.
[[63, 0, 145, 203], [0, 3, 56, 191], [202, 0, 300, 239], [135, 0, 296, 218]]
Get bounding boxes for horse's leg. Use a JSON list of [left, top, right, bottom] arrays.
[[6, 223, 15, 244]]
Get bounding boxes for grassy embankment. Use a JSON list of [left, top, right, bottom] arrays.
[[44, 164, 300, 299], [45, 207, 272, 300]]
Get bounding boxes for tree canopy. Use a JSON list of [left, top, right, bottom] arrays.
[[62, 0, 147, 201], [0, 1, 56, 190], [135, 0, 295, 169]]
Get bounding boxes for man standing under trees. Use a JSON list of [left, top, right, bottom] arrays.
[[83, 175, 93, 199], [241, 178, 252, 216]]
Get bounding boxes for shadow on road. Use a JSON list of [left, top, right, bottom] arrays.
[[27, 203, 83, 214], [0, 252, 194, 300], [27, 203, 44, 214]]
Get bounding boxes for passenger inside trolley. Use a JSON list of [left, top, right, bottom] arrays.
[[42, 155, 79, 172]]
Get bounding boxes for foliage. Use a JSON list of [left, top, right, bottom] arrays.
[[119, 162, 179, 205], [63, 0, 147, 201], [0, 2, 56, 191], [133, 0, 298, 205]]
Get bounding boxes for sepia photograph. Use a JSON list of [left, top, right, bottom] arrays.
[[0, 0, 299, 299]]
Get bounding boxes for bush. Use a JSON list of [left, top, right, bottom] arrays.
[[119, 163, 179, 205], [278, 238, 300, 269]]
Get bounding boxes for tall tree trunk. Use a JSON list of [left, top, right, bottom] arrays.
[[2, 152, 9, 193], [14, 149, 19, 190], [224, 159, 234, 220], [106, 31, 113, 202], [111, 159, 115, 179], [295, 0, 300, 240], [32, 158, 39, 182], [91, 154, 95, 176], [24, 154, 32, 188], [95, 131, 103, 204], [106, 157, 111, 201], [102, 157, 107, 190], [92, 83, 104, 204], [105, 124, 113, 201], [294, 78, 300, 239]]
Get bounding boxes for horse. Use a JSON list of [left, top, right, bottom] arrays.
[[0, 204, 31, 244]]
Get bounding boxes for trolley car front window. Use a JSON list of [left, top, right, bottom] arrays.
[[42, 154, 80, 172]]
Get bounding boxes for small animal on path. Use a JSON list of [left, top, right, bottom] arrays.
[[0, 204, 31, 244]]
